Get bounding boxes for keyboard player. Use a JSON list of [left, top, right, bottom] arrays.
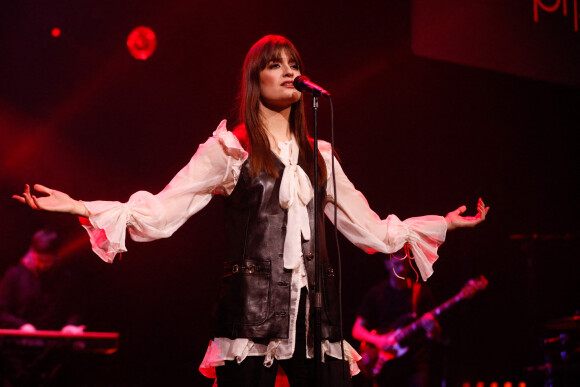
[[0, 228, 85, 384]]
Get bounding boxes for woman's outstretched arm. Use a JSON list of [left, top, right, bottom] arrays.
[[12, 121, 249, 263]]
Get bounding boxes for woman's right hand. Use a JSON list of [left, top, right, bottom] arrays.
[[12, 184, 89, 217]]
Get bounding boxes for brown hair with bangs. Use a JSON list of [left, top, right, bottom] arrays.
[[235, 35, 326, 184]]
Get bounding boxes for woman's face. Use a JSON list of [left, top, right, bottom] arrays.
[[259, 50, 301, 110]]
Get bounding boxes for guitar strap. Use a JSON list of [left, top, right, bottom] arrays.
[[411, 282, 420, 318]]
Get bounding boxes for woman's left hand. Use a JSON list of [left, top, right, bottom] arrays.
[[445, 198, 489, 231]]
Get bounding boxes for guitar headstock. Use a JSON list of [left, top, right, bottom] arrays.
[[459, 275, 488, 299]]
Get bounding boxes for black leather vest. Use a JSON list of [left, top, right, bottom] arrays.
[[212, 153, 340, 341]]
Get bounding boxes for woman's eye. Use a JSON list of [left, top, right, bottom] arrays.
[[268, 63, 280, 69]]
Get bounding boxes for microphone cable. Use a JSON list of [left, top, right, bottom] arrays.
[[327, 95, 349, 384]]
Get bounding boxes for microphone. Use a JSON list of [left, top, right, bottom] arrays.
[[293, 75, 331, 97]]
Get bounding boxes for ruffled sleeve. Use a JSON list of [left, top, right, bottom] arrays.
[[319, 140, 447, 280], [80, 120, 248, 263]]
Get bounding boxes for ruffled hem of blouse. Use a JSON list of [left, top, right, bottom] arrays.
[[321, 340, 362, 376], [198, 338, 361, 379]]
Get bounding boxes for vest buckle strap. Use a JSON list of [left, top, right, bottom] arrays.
[[224, 261, 270, 277]]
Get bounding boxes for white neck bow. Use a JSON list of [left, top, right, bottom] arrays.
[[277, 138, 313, 270]]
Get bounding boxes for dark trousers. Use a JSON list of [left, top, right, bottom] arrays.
[[216, 288, 352, 387]]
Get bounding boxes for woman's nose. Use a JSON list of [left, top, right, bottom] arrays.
[[283, 65, 295, 77]]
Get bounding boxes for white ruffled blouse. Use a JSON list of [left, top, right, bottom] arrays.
[[78, 120, 447, 379]]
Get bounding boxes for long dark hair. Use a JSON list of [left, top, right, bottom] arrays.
[[234, 35, 326, 184]]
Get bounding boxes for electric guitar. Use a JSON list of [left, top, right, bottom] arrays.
[[358, 275, 488, 379]]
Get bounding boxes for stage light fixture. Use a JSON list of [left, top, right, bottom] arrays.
[[127, 26, 157, 60], [51, 27, 61, 38]]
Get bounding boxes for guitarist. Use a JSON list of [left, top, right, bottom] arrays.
[[352, 254, 441, 387]]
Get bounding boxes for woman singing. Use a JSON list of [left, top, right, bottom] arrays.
[[13, 35, 488, 387]]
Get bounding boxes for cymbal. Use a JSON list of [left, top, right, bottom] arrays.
[[546, 316, 580, 330]]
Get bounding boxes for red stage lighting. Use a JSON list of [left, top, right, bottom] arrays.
[[51, 27, 61, 38], [127, 26, 157, 60]]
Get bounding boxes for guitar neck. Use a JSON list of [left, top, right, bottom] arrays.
[[394, 292, 466, 342], [432, 294, 465, 317]]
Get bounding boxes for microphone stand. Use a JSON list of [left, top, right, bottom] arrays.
[[310, 92, 323, 386]]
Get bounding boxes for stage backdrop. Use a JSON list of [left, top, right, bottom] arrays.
[[412, 0, 580, 87]]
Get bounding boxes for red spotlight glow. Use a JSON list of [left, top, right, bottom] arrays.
[[127, 26, 157, 60], [51, 27, 61, 38]]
